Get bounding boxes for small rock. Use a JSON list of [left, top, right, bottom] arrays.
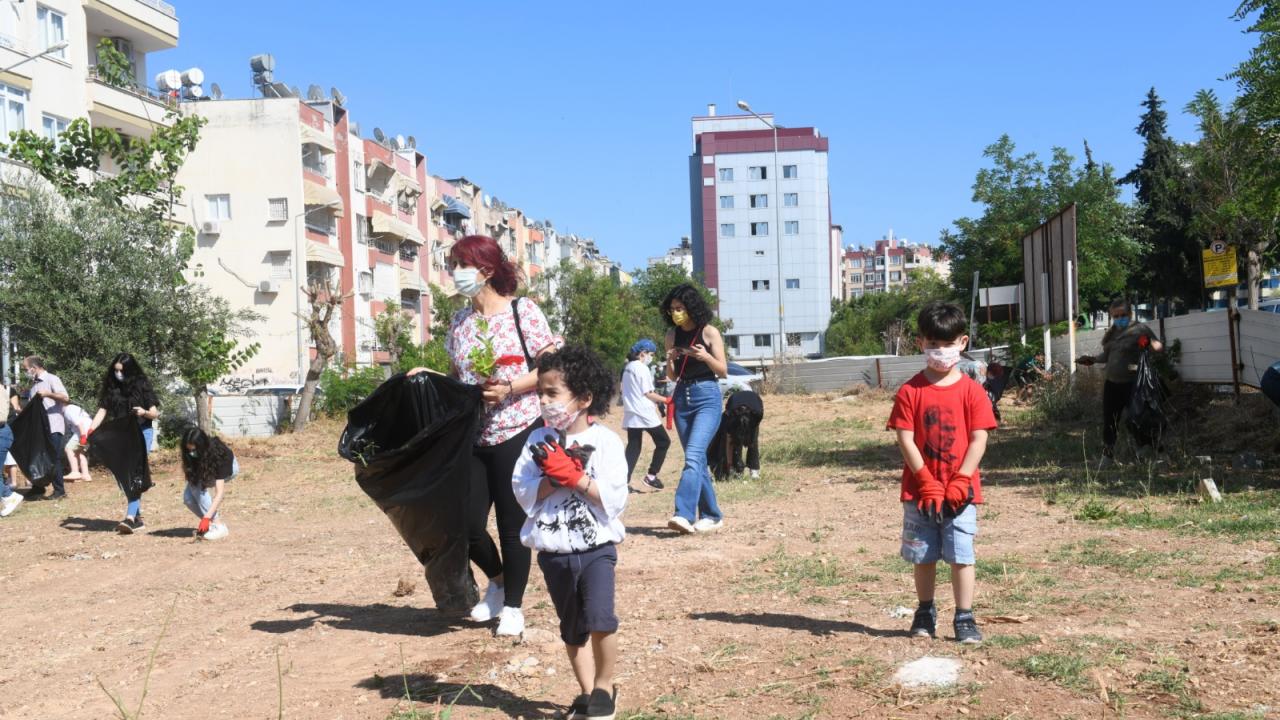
[[888, 606, 913, 619], [101, 551, 119, 560], [519, 628, 558, 645], [893, 656, 961, 689], [392, 578, 416, 597]]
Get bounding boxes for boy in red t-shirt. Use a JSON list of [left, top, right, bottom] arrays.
[[887, 302, 997, 644]]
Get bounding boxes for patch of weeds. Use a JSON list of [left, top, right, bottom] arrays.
[[1074, 497, 1120, 521], [807, 524, 834, 543], [1111, 490, 1280, 542], [1009, 651, 1090, 689], [715, 474, 785, 503], [1052, 538, 1190, 576], [984, 633, 1040, 650], [742, 545, 845, 596]]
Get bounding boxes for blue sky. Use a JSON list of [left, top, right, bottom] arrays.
[[158, 1, 1255, 271]]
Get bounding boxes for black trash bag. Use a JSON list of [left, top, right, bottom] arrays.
[[88, 417, 152, 498], [1262, 360, 1280, 409], [338, 372, 484, 614], [9, 400, 58, 486], [1127, 349, 1168, 442]]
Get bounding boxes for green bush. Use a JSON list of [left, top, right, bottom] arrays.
[[318, 366, 386, 417], [396, 337, 451, 375]]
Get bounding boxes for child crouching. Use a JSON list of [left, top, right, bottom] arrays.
[[180, 427, 238, 541], [512, 345, 626, 720]]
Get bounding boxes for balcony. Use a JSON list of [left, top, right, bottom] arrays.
[[83, 0, 179, 53], [87, 69, 173, 137]]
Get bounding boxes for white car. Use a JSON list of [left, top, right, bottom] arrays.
[[720, 362, 763, 393]]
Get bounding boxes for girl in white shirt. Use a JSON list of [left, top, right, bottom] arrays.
[[512, 345, 626, 720], [620, 339, 671, 491]]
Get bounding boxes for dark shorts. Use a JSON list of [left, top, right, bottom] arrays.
[[537, 544, 618, 646]]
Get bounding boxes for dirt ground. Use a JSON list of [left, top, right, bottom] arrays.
[[1, 391, 1278, 720]]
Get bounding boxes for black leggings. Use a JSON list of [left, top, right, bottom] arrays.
[[468, 421, 540, 608], [625, 426, 671, 480]]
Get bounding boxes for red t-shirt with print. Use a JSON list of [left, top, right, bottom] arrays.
[[886, 372, 998, 503]]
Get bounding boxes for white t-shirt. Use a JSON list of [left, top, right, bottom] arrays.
[[512, 423, 628, 554], [621, 360, 662, 429], [63, 405, 92, 436]]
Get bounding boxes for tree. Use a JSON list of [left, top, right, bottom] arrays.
[[1230, 1, 1280, 134], [293, 274, 349, 432], [545, 265, 643, 372], [630, 262, 725, 343], [176, 331, 260, 432], [1121, 89, 1200, 310], [374, 301, 415, 367], [1184, 90, 1278, 310], [824, 269, 955, 357], [427, 284, 465, 339]]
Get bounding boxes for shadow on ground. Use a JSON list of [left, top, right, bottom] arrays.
[[355, 675, 560, 719], [689, 611, 907, 638], [251, 603, 469, 637], [59, 517, 119, 533]]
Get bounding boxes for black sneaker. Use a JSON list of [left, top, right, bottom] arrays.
[[23, 485, 47, 500], [564, 693, 589, 720], [642, 475, 664, 490], [954, 612, 983, 645], [910, 604, 936, 638], [116, 516, 146, 535], [49, 491, 67, 501], [586, 685, 616, 720]]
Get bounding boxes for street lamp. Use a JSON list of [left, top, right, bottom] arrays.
[[293, 200, 341, 383], [0, 41, 69, 74], [736, 99, 785, 359]]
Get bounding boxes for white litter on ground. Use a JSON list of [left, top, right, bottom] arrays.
[[887, 605, 913, 619], [892, 656, 962, 688]]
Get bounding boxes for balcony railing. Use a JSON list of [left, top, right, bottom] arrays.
[[138, 0, 178, 18], [87, 66, 174, 107]]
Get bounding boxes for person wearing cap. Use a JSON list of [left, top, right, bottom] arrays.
[[621, 339, 671, 490]]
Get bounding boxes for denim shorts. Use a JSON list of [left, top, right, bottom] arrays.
[[900, 502, 978, 565]]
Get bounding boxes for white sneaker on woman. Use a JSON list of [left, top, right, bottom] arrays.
[[470, 582, 505, 623], [203, 523, 229, 541], [693, 518, 723, 533], [495, 606, 525, 637]]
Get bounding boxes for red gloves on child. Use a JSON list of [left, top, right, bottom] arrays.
[[197, 517, 211, 535], [531, 439, 586, 490], [944, 473, 973, 513], [914, 467, 945, 522]]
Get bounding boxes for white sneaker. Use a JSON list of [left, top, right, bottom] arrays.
[[203, 523, 229, 541], [0, 493, 22, 517], [749, 469, 760, 480], [495, 606, 525, 637], [470, 582, 505, 623], [693, 518, 723, 533], [667, 516, 694, 535]]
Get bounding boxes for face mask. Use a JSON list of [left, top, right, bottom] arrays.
[[452, 267, 485, 298], [924, 346, 962, 372], [114, 371, 125, 382], [541, 401, 581, 432], [671, 309, 689, 326], [1113, 317, 1130, 329]]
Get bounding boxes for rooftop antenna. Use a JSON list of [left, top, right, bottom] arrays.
[[394, 134, 406, 150], [406, 135, 417, 149], [307, 84, 324, 102]]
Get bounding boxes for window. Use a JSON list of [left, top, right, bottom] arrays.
[[752, 280, 770, 291], [0, 83, 26, 143], [37, 6, 65, 60], [786, 278, 800, 289], [783, 165, 797, 179], [875, 256, 885, 267], [205, 194, 231, 221], [784, 221, 799, 235], [269, 251, 292, 279], [753, 334, 772, 347], [719, 223, 735, 237], [754, 250, 765, 257], [353, 161, 366, 192], [784, 193, 798, 207], [718, 167, 734, 182], [376, 237, 397, 255], [850, 259, 862, 269], [851, 273, 863, 284], [719, 195, 733, 209], [750, 194, 768, 208], [725, 335, 739, 352], [877, 272, 886, 283], [305, 210, 335, 236], [358, 271, 374, 296], [302, 145, 329, 176], [750, 222, 768, 236], [890, 271, 902, 282], [355, 214, 369, 244], [41, 114, 68, 146], [890, 255, 902, 265], [749, 166, 768, 180], [267, 197, 288, 222]]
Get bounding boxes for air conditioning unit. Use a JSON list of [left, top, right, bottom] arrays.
[[200, 220, 221, 235], [258, 279, 280, 294]]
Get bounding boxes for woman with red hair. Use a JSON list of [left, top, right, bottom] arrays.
[[411, 235, 558, 636]]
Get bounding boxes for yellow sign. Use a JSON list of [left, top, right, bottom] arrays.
[[1202, 245, 1238, 288]]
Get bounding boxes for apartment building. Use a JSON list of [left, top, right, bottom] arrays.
[[841, 231, 950, 301], [647, 237, 695, 275], [688, 104, 836, 359], [0, 0, 179, 173]]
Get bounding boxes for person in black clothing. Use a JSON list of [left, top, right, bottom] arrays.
[[708, 390, 764, 482], [180, 426, 237, 540], [88, 353, 160, 533]]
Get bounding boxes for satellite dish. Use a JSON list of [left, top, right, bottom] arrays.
[[330, 86, 346, 106], [183, 85, 205, 100], [210, 82, 223, 100], [249, 54, 275, 73], [394, 134, 406, 150], [406, 135, 417, 149], [307, 84, 324, 102], [373, 127, 386, 143], [288, 86, 301, 98], [349, 121, 360, 137]]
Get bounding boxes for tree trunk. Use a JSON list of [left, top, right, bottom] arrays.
[[293, 354, 325, 432], [1247, 247, 1261, 311], [195, 389, 212, 433]]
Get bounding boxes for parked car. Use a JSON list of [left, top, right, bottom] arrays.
[[655, 361, 763, 397]]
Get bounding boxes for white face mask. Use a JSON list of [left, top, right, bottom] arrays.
[[541, 401, 581, 432], [924, 347, 962, 372], [452, 267, 485, 298], [114, 371, 125, 382]]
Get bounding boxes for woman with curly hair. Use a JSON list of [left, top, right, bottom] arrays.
[[661, 284, 728, 535], [179, 426, 237, 541], [88, 353, 160, 533]]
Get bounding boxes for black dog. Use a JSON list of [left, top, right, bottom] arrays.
[[707, 390, 763, 481]]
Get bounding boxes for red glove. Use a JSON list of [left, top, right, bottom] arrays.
[[1137, 334, 1150, 349], [79, 435, 88, 445], [197, 517, 211, 535], [914, 467, 945, 522], [944, 473, 973, 512], [530, 439, 584, 490]]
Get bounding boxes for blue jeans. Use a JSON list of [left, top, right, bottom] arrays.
[[672, 379, 723, 522], [142, 427, 155, 453], [0, 425, 12, 498]]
